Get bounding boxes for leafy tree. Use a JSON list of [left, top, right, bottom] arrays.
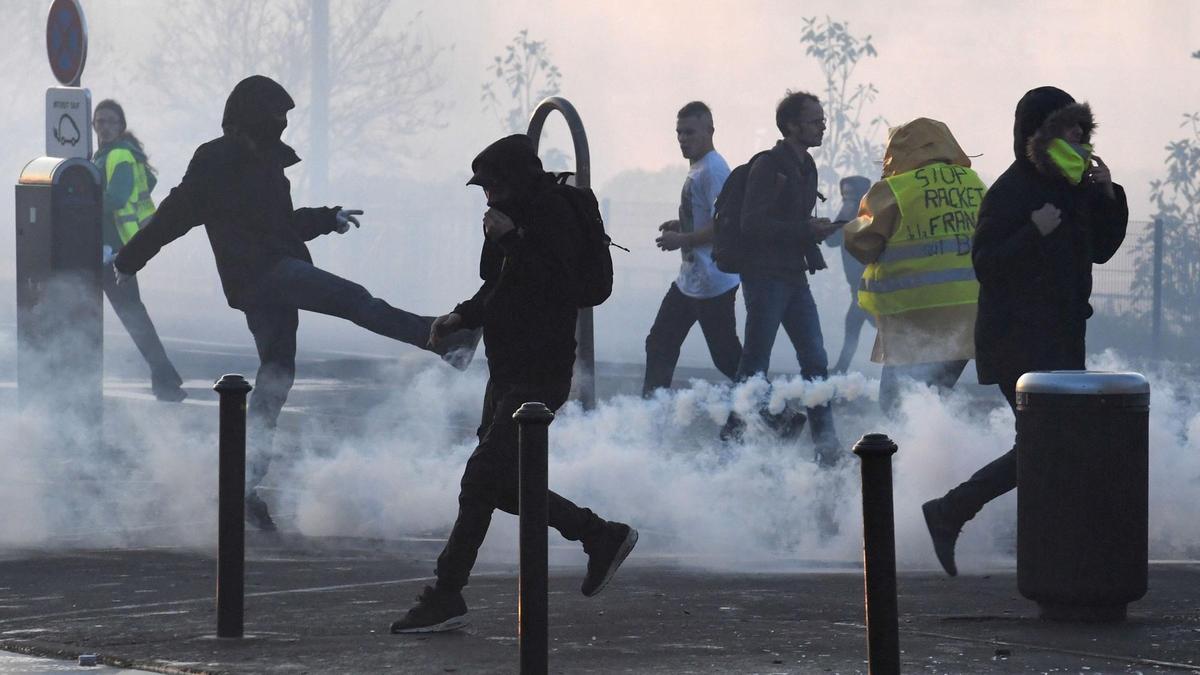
[[1133, 111, 1200, 335], [481, 29, 563, 133], [142, 0, 450, 180], [799, 16, 888, 212]]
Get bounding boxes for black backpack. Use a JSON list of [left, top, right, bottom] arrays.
[[712, 150, 772, 274], [551, 173, 622, 308]]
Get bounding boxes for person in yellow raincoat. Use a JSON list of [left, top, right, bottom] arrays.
[[842, 118, 986, 413]]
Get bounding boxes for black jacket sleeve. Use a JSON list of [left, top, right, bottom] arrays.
[[292, 207, 339, 241], [741, 154, 809, 247], [453, 239, 504, 329], [114, 146, 217, 275], [1086, 183, 1128, 264]]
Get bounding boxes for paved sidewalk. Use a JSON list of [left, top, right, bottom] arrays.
[[1, 538, 1197, 674]]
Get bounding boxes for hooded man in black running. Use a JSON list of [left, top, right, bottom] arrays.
[[114, 75, 476, 530], [389, 135, 637, 634]]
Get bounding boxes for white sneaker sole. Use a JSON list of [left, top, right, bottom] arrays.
[[391, 613, 469, 634], [584, 528, 639, 598]]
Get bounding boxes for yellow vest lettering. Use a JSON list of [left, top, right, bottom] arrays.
[[858, 163, 986, 316]]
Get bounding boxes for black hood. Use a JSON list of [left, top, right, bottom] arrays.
[[1012, 86, 1075, 164], [467, 135, 546, 191], [222, 75, 298, 164]]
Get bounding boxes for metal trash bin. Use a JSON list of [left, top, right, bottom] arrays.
[[1016, 371, 1149, 622]]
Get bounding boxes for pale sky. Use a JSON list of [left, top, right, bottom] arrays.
[[9, 0, 1197, 219]]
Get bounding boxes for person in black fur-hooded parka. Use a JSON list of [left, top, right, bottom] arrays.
[[919, 86, 1128, 577]]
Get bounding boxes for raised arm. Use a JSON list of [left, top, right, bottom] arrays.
[[114, 146, 217, 275]]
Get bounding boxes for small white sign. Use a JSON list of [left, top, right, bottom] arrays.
[[46, 87, 92, 159]]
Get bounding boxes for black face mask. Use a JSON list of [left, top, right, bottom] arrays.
[[245, 116, 287, 147]]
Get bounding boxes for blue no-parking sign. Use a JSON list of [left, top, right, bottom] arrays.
[[46, 0, 88, 86]]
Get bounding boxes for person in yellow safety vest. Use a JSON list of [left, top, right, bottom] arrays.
[[842, 118, 985, 413], [92, 99, 186, 402]]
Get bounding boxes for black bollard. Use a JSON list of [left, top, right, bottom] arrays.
[[854, 433, 900, 675], [213, 374, 252, 639], [513, 401, 554, 675]]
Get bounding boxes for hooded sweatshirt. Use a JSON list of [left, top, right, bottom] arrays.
[[843, 118, 981, 365], [115, 75, 339, 309], [454, 135, 581, 384], [970, 86, 1128, 385]]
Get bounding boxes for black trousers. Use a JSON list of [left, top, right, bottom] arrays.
[[642, 283, 742, 397], [102, 262, 182, 391], [435, 377, 606, 591], [938, 377, 1019, 525], [242, 257, 433, 489]]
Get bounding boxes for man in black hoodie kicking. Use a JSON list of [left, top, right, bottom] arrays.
[[920, 86, 1128, 576], [114, 75, 476, 530], [389, 135, 637, 634]]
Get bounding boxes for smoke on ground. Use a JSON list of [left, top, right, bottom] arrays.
[[6, 348, 1194, 576]]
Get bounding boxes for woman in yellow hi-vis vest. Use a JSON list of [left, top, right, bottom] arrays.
[[92, 99, 186, 402], [843, 118, 985, 413]]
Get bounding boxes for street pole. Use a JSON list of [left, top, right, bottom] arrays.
[[527, 97, 596, 410], [854, 433, 900, 675], [214, 374, 252, 639], [309, 0, 330, 203], [514, 402, 553, 675]]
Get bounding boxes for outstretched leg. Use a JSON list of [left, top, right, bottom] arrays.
[[256, 257, 433, 348]]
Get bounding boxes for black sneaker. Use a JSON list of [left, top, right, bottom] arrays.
[[922, 499, 961, 577], [719, 413, 746, 443], [245, 491, 277, 532], [581, 522, 638, 597], [390, 586, 469, 633], [764, 407, 807, 440], [429, 327, 482, 371]]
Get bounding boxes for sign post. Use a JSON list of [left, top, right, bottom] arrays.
[[44, 0, 91, 159]]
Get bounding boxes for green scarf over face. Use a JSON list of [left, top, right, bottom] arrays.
[[1047, 138, 1093, 185]]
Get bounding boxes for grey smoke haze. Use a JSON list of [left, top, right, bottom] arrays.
[[2, 0, 1198, 364], [0, 2, 1197, 570]]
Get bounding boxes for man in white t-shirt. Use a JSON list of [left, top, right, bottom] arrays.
[[643, 101, 742, 397]]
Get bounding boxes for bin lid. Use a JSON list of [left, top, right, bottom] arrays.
[[18, 156, 96, 186], [1016, 371, 1149, 396]]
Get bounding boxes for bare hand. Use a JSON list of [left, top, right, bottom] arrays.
[[1031, 203, 1062, 236], [808, 217, 838, 241], [430, 313, 463, 347], [483, 208, 515, 241], [1086, 155, 1116, 199], [658, 219, 680, 233], [335, 208, 363, 234], [656, 230, 687, 251]]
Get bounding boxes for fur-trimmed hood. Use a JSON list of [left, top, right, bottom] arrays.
[[1026, 102, 1096, 178]]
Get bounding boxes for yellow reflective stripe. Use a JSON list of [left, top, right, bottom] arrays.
[[858, 163, 985, 316], [110, 153, 155, 243], [860, 267, 976, 294], [859, 279, 979, 315]]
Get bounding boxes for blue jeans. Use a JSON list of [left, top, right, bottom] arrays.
[[736, 273, 838, 448]]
